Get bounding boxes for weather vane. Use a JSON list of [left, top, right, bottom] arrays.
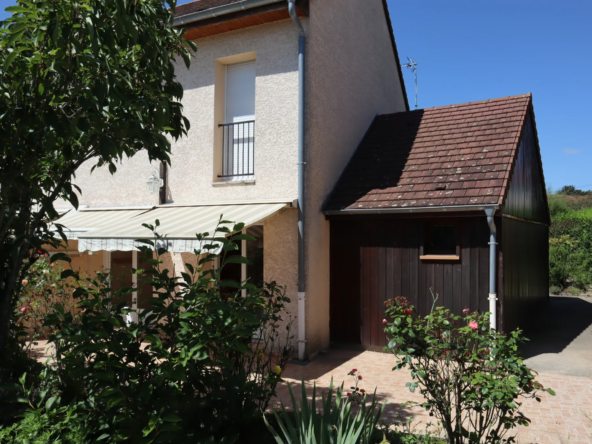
[[401, 57, 418, 109]]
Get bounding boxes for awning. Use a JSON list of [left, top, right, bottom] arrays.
[[77, 203, 289, 253], [53, 208, 151, 240]]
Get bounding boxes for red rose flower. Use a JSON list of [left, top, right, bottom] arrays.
[[382, 319, 387, 325], [360, 389, 366, 393], [358, 375, 363, 380], [403, 308, 412, 315], [462, 308, 470, 314]]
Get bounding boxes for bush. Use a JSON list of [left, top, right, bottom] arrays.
[[384, 295, 554, 444], [549, 210, 592, 291], [549, 285, 561, 295], [15, 255, 86, 344], [40, 220, 294, 442], [0, 369, 90, 443], [265, 378, 383, 444]]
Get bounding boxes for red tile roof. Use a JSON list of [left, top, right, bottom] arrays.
[[325, 94, 532, 211]]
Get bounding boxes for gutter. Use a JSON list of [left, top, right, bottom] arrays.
[[173, 0, 284, 26], [323, 204, 500, 216], [288, 0, 307, 362]]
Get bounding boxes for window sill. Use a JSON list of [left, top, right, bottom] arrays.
[[212, 178, 256, 187], [420, 255, 460, 261]]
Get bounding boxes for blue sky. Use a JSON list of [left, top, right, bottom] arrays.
[[2, 0, 591, 191]]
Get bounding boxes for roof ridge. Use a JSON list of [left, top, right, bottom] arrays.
[[398, 93, 532, 114]]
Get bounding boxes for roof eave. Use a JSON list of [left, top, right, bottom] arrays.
[[324, 204, 500, 216], [173, 0, 286, 27]]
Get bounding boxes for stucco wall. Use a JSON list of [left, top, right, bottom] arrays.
[[263, 207, 298, 349], [304, 0, 408, 356], [65, 20, 302, 209]]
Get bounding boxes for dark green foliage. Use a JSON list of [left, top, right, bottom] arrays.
[[384, 295, 554, 444], [39, 220, 294, 442], [0, 0, 196, 358], [556, 185, 592, 197], [549, 203, 592, 292], [0, 368, 90, 443]]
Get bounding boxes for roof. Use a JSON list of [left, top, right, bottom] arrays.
[[325, 94, 533, 212], [174, 0, 244, 18]]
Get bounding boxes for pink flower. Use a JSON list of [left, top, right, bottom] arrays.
[[462, 308, 470, 314], [469, 321, 478, 330], [20, 307, 28, 314], [382, 319, 387, 325], [21, 279, 28, 286]]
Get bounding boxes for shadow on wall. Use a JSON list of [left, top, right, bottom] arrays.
[[323, 110, 424, 211], [520, 296, 592, 359]]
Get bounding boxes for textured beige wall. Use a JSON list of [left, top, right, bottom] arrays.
[[304, 0, 408, 355], [63, 20, 302, 209], [169, 20, 302, 203], [70, 153, 161, 209], [263, 207, 298, 348]]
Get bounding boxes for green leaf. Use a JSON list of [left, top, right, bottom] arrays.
[[162, 414, 182, 422], [5, 6, 32, 13]]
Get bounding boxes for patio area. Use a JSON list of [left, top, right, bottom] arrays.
[[278, 348, 592, 444]]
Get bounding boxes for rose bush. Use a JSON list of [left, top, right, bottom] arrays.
[[384, 295, 554, 444]]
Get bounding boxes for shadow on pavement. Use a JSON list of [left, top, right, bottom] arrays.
[[521, 296, 592, 358]]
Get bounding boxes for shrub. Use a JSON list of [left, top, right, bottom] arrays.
[[548, 285, 562, 295], [384, 295, 554, 444], [0, 369, 90, 443], [15, 255, 86, 345], [265, 378, 383, 444], [42, 220, 294, 442], [549, 214, 592, 291]]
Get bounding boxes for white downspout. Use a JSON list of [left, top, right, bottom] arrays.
[[485, 207, 498, 330], [288, 0, 307, 361]]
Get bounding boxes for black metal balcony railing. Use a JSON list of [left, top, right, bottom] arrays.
[[218, 120, 255, 178]]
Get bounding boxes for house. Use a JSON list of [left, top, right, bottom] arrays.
[[324, 94, 549, 349], [52, 0, 409, 360], [52, 0, 549, 357]]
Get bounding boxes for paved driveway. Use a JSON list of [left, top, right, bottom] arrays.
[[279, 296, 592, 444]]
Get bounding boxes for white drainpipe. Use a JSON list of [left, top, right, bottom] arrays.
[[485, 207, 498, 330]]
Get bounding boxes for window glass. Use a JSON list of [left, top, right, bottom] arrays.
[[425, 225, 457, 255]]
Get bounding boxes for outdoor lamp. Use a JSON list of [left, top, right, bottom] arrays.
[[147, 168, 163, 193]]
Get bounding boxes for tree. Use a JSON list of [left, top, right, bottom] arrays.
[[557, 185, 591, 196], [0, 0, 196, 358]]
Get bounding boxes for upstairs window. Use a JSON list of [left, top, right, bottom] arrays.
[[219, 60, 256, 180]]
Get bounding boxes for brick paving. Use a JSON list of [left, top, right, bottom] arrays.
[[277, 349, 592, 444], [29, 341, 592, 442]]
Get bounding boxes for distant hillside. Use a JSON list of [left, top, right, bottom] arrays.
[[548, 188, 592, 295]]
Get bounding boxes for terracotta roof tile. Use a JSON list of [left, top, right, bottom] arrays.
[[325, 94, 532, 211]]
